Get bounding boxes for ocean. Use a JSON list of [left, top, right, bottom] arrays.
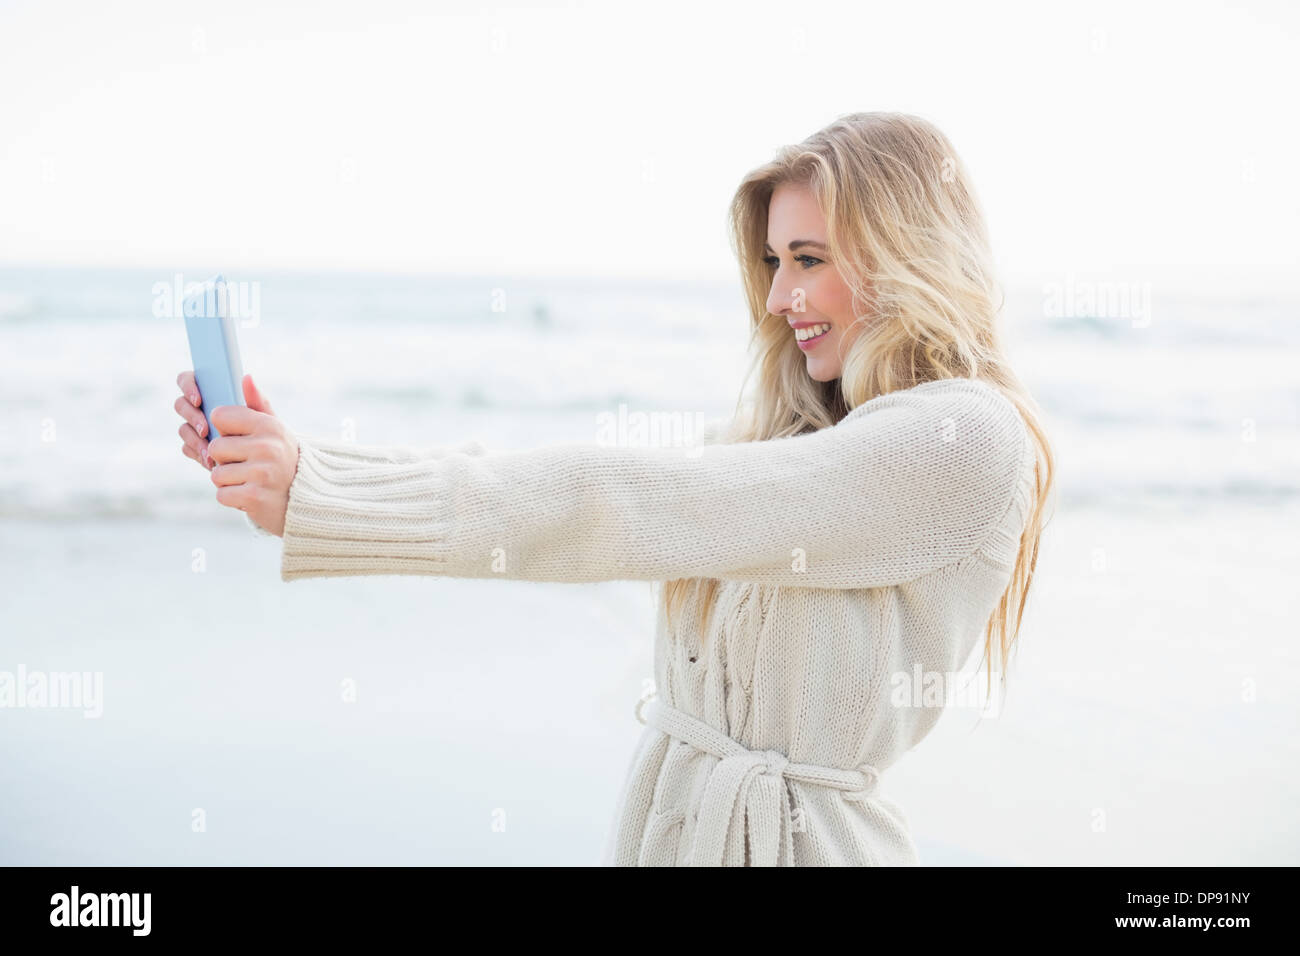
[[2, 266, 1296, 519], [1, 265, 1297, 865]]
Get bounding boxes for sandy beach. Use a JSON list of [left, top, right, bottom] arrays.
[[1, 498, 1294, 866]]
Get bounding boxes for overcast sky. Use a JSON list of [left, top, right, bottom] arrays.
[[0, 0, 1295, 285]]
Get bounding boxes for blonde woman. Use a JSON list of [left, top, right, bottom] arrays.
[[172, 111, 1056, 867]]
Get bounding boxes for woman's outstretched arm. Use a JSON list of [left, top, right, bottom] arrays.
[[274, 379, 1029, 590]]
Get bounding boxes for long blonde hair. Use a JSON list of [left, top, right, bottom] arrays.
[[661, 111, 1056, 695]]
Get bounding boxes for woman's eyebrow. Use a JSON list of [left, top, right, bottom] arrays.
[[763, 240, 828, 252]]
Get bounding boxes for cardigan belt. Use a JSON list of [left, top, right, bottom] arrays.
[[636, 694, 881, 866]]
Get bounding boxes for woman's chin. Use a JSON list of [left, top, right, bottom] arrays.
[[804, 359, 840, 383]]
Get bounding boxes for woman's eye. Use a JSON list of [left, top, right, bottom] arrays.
[[762, 255, 821, 268]]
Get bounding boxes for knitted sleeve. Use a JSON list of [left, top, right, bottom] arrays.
[[277, 380, 1028, 588], [243, 437, 490, 538]]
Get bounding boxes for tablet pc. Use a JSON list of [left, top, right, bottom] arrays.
[[182, 274, 245, 440]]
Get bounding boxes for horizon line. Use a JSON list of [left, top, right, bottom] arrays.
[[0, 259, 1294, 290]]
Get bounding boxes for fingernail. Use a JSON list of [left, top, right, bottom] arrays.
[[189, 393, 200, 405], [197, 420, 206, 437]]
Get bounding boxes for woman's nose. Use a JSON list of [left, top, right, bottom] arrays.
[[767, 277, 797, 317]]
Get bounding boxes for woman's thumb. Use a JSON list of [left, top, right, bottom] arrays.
[[242, 374, 275, 416]]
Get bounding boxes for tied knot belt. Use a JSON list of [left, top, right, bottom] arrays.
[[635, 694, 882, 866]]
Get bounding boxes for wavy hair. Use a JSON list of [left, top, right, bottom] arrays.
[[660, 111, 1056, 697]]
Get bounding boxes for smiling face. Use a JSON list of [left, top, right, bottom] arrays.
[[764, 182, 863, 383]]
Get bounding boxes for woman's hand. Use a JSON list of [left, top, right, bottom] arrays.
[[174, 371, 300, 537], [175, 369, 215, 469]]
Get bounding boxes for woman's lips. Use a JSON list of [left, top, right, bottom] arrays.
[[795, 324, 831, 350]]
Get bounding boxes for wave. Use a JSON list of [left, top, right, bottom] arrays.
[[1012, 305, 1300, 347], [0, 293, 45, 322]]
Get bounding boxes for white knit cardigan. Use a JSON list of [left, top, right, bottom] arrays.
[[271, 377, 1036, 866]]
